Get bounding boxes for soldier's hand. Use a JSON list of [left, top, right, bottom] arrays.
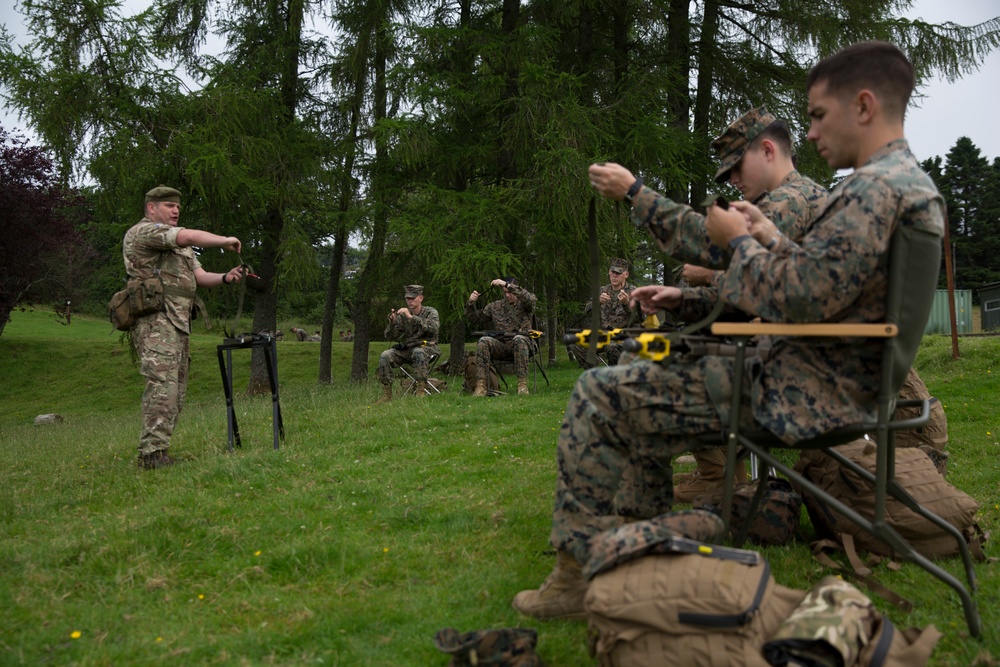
[[732, 201, 781, 251], [223, 237, 242, 253], [630, 285, 681, 313], [599, 292, 611, 304], [491, 278, 507, 288], [388, 309, 396, 322], [588, 162, 635, 201], [705, 203, 751, 248], [680, 264, 715, 287], [397, 307, 411, 318], [226, 267, 244, 284], [617, 290, 629, 304], [469, 290, 480, 303]]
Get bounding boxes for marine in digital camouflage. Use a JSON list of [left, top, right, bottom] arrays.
[[434, 627, 545, 667], [566, 281, 636, 367], [377, 287, 440, 386], [763, 576, 877, 667], [551, 139, 945, 565], [465, 282, 537, 381]]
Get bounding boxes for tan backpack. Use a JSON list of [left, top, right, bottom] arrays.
[[585, 549, 806, 667], [794, 438, 984, 560], [462, 351, 500, 394]]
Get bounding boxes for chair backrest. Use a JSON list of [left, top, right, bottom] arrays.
[[884, 225, 942, 394]]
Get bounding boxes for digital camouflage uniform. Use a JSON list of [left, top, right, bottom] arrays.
[[377, 302, 440, 385], [566, 280, 635, 367], [123, 218, 201, 457], [552, 139, 945, 566], [465, 283, 537, 381]]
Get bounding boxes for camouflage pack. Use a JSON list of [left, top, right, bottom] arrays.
[[433, 627, 544, 666], [698, 477, 802, 546], [461, 351, 500, 394], [585, 548, 806, 667], [794, 438, 984, 560], [763, 576, 941, 667]]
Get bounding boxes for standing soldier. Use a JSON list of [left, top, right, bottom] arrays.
[[124, 185, 244, 469], [376, 285, 440, 402], [566, 257, 635, 368], [466, 277, 538, 395]]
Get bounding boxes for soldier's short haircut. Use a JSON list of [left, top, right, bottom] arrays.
[[748, 119, 793, 157], [806, 41, 915, 122]]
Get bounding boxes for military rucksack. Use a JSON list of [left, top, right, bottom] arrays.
[[793, 438, 984, 560], [462, 351, 500, 394]]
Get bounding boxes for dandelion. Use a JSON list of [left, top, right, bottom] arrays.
[[383, 547, 389, 553], [70, 631, 81, 639], [198, 594, 205, 600], [156, 637, 163, 643], [254, 550, 262, 557]]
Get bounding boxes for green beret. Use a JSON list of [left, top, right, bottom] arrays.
[[145, 185, 182, 204], [711, 106, 778, 184]]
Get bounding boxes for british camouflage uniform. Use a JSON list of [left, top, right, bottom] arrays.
[[123, 214, 201, 458], [552, 139, 944, 566], [465, 282, 537, 382], [377, 286, 440, 386]]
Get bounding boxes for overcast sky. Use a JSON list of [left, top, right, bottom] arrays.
[[1, 0, 998, 164]]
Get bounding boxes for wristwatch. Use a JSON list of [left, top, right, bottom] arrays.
[[623, 177, 644, 206]]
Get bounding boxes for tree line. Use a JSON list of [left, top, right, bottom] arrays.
[[2, 0, 999, 388]]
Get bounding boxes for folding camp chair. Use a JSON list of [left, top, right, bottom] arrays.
[[705, 225, 981, 636], [399, 350, 442, 396]]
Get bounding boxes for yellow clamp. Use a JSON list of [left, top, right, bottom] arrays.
[[622, 332, 671, 361], [567, 329, 622, 349]]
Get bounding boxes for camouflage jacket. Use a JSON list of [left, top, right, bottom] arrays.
[[630, 140, 945, 442], [122, 219, 202, 334], [676, 170, 829, 322], [465, 284, 537, 333], [584, 282, 636, 329], [384, 305, 440, 346]]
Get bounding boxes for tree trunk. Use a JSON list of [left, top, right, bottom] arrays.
[[691, 0, 720, 207], [448, 320, 466, 376], [248, 208, 283, 394], [319, 222, 348, 383]]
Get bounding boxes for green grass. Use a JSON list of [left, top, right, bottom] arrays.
[[0, 309, 997, 665]]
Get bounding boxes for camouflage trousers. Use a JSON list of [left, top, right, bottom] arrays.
[[476, 336, 532, 381], [132, 314, 190, 456], [376, 345, 440, 385], [566, 342, 623, 369], [550, 355, 756, 565]]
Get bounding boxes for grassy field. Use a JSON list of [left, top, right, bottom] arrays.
[[0, 308, 997, 666]]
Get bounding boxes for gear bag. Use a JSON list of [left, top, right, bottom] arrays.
[[699, 477, 802, 547], [462, 351, 500, 394], [584, 542, 806, 666], [793, 438, 985, 560]]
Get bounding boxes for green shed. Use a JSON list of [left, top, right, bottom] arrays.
[[979, 282, 1000, 331]]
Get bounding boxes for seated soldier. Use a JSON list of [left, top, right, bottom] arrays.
[[376, 285, 440, 402], [466, 277, 538, 396], [566, 258, 635, 368]]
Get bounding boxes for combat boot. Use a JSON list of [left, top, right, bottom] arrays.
[[675, 449, 748, 504], [376, 383, 392, 404], [518, 378, 529, 395], [473, 378, 487, 397], [138, 450, 175, 470], [512, 551, 588, 620]]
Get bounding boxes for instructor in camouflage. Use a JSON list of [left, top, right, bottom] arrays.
[[466, 277, 537, 395], [124, 186, 244, 470], [512, 41, 945, 621], [376, 284, 440, 402]]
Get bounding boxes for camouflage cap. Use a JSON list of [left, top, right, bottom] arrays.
[[711, 106, 778, 183], [434, 627, 544, 667], [609, 257, 629, 274], [583, 509, 726, 580], [404, 284, 423, 298], [502, 277, 519, 288], [145, 185, 182, 203]]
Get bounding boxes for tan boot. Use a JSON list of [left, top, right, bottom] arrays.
[[473, 378, 487, 397], [674, 449, 728, 504], [517, 378, 529, 395], [512, 551, 588, 620], [375, 383, 392, 404]]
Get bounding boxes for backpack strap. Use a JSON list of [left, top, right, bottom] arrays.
[[810, 539, 913, 612]]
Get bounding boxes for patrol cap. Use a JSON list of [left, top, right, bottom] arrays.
[[583, 509, 726, 580], [609, 258, 629, 274], [711, 106, 778, 183], [404, 284, 423, 298], [502, 277, 519, 288], [145, 185, 182, 203]]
